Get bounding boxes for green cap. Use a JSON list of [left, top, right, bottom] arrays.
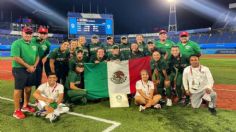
[[147, 39, 154, 44], [76, 63, 84, 68], [112, 45, 119, 49], [92, 35, 99, 39], [121, 36, 127, 40], [106, 36, 113, 40]]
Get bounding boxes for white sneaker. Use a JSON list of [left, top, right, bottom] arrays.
[[45, 113, 59, 123], [166, 99, 172, 106], [154, 104, 161, 109], [139, 105, 145, 112]]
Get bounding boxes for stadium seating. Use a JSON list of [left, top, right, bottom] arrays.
[[1, 30, 236, 45], [0, 34, 60, 45]]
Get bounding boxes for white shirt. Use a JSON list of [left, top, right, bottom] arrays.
[[38, 82, 64, 101], [183, 65, 214, 93], [135, 80, 154, 97]]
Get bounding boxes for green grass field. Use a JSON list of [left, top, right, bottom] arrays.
[[0, 58, 236, 132]]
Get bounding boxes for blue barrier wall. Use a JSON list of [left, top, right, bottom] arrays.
[[1, 43, 236, 57]]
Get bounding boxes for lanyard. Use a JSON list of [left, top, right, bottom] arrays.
[[190, 66, 201, 88], [48, 83, 58, 93], [141, 80, 150, 93], [190, 65, 201, 76]]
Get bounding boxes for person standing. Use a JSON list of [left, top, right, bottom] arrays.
[[119, 36, 131, 60], [168, 46, 189, 103], [89, 35, 104, 59], [136, 34, 146, 52], [155, 30, 175, 60], [77, 36, 89, 62], [150, 50, 172, 106], [129, 43, 144, 59], [11, 26, 39, 119], [33, 26, 51, 88], [48, 40, 70, 85], [177, 31, 201, 59]]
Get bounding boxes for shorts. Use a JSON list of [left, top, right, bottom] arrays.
[[12, 68, 36, 90]]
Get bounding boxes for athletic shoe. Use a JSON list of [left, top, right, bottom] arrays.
[[21, 105, 36, 113], [154, 104, 161, 109], [46, 113, 59, 123], [81, 97, 87, 105], [13, 109, 25, 119], [208, 107, 217, 116], [34, 110, 46, 117], [166, 99, 172, 106], [139, 105, 145, 112]]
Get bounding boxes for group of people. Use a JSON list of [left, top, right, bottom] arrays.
[[10, 26, 217, 121]]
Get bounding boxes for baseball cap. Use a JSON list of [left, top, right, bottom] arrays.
[[38, 26, 48, 33], [106, 36, 113, 40], [179, 31, 189, 37], [76, 63, 84, 68], [159, 30, 167, 34], [92, 35, 99, 39], [121, 36, 127, 40], [147, 39, 154, 44], [112, 45, 119, 49], [22, 26, 33, 34], [76, 49, 84, 53]]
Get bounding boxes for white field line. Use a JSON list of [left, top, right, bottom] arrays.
[[0, 96, 121, 132]]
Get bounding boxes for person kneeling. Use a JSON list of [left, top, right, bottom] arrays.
[[33, 73, 69, 122], [135, 70, 162, 112], [183, 55, 217, 115], [65, 63, 87, 105]]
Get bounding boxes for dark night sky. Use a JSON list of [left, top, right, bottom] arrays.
[[0, 0, 235, 34]]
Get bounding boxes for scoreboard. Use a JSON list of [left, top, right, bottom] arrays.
[[68, 12, 113, 38]]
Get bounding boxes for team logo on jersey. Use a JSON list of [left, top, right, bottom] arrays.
[[185, 45, 192, 49], [42, 45, 48, 51], [110, 71, 127, 84], [31, 46, 37, 51]]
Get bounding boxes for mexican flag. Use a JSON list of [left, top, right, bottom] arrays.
[[84, 57, 151, 99]]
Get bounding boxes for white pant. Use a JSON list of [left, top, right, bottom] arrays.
[[191, 90, 217, 108], [37, 100, 69, 115]]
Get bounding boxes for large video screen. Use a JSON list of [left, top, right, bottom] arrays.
[[68, 13, 113, 38]]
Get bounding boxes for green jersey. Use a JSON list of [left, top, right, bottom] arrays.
[[155, 39, 175, 58], [137, 42, 146, 52], [89, 42, 104, 58], [119, 43, 131, 60], [150, 58, 167, 74], [69, 58, 84, 72], [76, 46, 89, 62], [11, 38, 39, 68], [89, 56, 107, 63], [168, 55, 189, 74], [107, 54, 124, 61], [48, 48, 70, 65], [177, 40, 201, 59], [65, 71, 82, 90], [143, 48, 154, 56], [104, 43, 114, 57], [32, 37, 51, 59], [129, 51, 144, 59]]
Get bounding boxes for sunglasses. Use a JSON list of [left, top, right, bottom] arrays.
[[40, 32, 48, 35], [25, 32, 33, 35]]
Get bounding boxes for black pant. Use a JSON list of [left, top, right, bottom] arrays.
[[44, 59, 68, 85], [35, 61, 43, 88]]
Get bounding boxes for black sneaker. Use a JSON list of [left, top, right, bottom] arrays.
[[208, 107, 217, 115]]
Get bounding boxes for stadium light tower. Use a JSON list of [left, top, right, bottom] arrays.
[[167, 0, 177, 33]]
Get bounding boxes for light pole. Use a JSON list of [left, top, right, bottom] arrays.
[[168, 0, 177, 33]]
